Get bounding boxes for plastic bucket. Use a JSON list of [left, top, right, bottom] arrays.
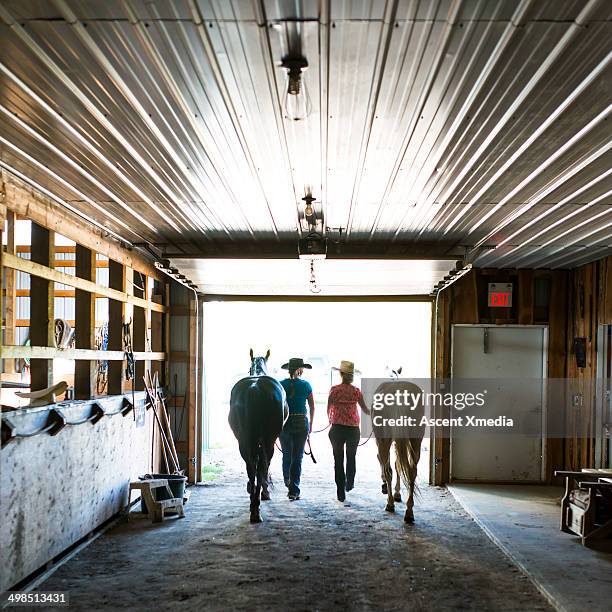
[[139, 474, 187, 514]]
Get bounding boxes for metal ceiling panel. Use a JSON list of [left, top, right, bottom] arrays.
[[0, 0, 610, 270]]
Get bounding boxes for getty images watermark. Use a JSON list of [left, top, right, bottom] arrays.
[[359, 377, 600, 439]]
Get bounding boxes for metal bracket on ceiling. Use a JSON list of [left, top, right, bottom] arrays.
[[430, 262, 473, 297]]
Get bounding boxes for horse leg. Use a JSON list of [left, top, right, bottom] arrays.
[[393, 457, 402, 503], [378, 439, 394, 512], [250, 455, 262, 523], [245, 457, 260, 523], [239, 442, 254, 495], [403, 437, 421, 523], [377, 450, 387, 494], [261, 439, 275, 501]]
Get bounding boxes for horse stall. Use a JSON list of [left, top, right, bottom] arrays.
[[1, 1, 611, 610]]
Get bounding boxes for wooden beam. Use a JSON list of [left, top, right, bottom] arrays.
[[164, 281, 170, 386], [3, 210, 16, 373], [107, 260, 125, 395], [2, 172, 162, 280], [133, 270, 146, 391], [74, 245, 96, 399], [29, 223, 54, 391], [0, 345, 165, 360], [2, 252, 165, 313], [188, 291, 197, 483], [518, 270, 534, 324], [150, 280, 164, 384]]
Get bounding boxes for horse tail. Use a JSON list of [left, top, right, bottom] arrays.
[[394, 438, 420, 495]]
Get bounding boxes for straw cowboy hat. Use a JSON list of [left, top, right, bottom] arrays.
[[332, 360, 361, 375], [281, 357, 312, 370]]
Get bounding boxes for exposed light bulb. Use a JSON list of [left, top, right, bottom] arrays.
[[281, 55, 311, 121]]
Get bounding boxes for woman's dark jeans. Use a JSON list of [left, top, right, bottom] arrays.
[[279, 415, 309, 496], [329, 424, 360, 496]]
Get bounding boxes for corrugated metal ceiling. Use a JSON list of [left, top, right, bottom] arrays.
[[0, 0, 610, 271]]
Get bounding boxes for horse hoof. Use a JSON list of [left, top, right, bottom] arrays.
[[385, 504, 395, 513], [250, 512, 262, 524], [393, 492, 402, 503], [261, 490, 270, 501], [404, 512, 414, 523], [381, 483, 388, 495]]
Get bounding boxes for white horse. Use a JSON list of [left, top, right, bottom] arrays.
[[378, 367, 402, 501], [374, 367, 425, 523]]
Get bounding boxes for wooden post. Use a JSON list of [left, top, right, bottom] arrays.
[[151, 279, 163, 384], [107, 259, 125, 395], [4, 210, 16, 373], [74, 244, 96, 399], [518, 270, 534, 324], [133, 270, 146, 391], [187, 289, 199, 483], [164, 281, 170, 387], [29, 223, 54, 391]]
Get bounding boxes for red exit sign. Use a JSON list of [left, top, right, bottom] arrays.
[[488, 282, 513, 307]]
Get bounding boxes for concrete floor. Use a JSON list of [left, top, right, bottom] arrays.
[[449, 484, 612, 612], [36, 444, 552, 611]]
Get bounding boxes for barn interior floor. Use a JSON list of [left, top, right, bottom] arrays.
[[448, 484, 612, 612], [35, 446, 552, 611]]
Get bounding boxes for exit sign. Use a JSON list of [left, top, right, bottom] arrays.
[[488, 282, 513, 307]]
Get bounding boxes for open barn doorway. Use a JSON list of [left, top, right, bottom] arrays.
[[201, 300, 431, 484]]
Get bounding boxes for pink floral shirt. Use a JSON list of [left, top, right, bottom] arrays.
[[328, 383, 363, 427]]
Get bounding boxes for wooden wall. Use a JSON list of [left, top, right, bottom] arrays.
[[565, 255, 612, 470], [433, 268, 568, 484], [0, 397, 156, 591], [0, 171, 173, 589], [434, 256, 612, 484]]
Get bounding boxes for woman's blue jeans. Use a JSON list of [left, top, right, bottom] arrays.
[[279, 415, 309, 496]]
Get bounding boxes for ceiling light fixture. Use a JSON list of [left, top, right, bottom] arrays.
[[280, 54, 311, 121], [302, 192, 317, 229]]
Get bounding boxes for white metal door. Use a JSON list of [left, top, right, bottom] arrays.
[[451, 325, 546, 482]]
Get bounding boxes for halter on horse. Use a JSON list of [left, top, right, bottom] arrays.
[[374, 367, 425, 523], [229, 349, 287, 523]]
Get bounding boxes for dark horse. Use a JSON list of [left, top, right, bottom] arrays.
[[229, 349, 287, 523]]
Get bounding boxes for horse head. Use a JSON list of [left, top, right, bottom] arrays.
[[388, 366, 403, 379], [249, 348, 271, 376]]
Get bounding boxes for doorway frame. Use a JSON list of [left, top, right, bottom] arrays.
[[449, 324, 549, 483], [199, 294, 434, 480]]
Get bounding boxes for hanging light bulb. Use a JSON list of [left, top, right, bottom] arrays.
[[302, 193, 316, 219], [281, 55, 311, 121]]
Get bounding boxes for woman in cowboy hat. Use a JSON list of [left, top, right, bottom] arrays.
[[279, 357, 315, 501], [327, 360, 371, 502]]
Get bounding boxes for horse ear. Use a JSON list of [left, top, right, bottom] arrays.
[[265, 349, 271, 361], [249, 348, 254, 360], [397, 366, 402, 375]]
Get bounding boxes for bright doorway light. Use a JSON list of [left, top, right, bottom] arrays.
[[202, 301, 431, 448]]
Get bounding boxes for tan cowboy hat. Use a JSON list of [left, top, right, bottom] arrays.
[[332, 360, 361, 375]]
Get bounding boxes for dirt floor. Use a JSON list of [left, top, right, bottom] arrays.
[[37, 443, 551, 611]]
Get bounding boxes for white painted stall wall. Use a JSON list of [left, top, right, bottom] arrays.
[[0, 407, 155, 591]]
